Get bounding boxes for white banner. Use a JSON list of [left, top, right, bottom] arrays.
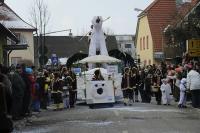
[[107, 65, 118, 74]]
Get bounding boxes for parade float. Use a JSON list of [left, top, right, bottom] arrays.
[[76, 16, 123, 108], [78, 55, 122, 107]]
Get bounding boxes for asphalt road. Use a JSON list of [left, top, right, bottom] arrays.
[[14, 102, 200, 133]]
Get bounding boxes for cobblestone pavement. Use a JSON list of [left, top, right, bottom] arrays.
[[13, 100, 200, 133]]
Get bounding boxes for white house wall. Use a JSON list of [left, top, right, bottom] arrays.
[[9, 31, 34, 65]]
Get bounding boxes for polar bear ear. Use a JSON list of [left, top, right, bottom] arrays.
[[91, 25, 93, 29], [92, 16, 98, 25], [99, 16, 103, 22]]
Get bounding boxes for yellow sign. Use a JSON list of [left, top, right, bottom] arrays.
[[188, 50, 200, 57], [188, 39, 200, 57]]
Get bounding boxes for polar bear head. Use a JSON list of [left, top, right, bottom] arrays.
[[92, 16, 103, 31], [91, 81, 108, 99]]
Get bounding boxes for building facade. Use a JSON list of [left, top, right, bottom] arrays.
[[135, 0, 199, 66], [135, 16, 154, 66], [135, 0, 176, 66], [0, 2, 36, 66], [115, 35, 136, 58], [0, 23, 18, 64]]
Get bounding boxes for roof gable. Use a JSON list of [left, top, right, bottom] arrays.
[[0, 23, 18, 42], [0, 3, 36, 30], [138, 0, 159, 18], [147, 0, 176, 52]]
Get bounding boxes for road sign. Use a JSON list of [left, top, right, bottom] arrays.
[[107, 65, 118, 74], [188, 51, 200, 57], [73, 68, 81, 74], [187, 39, 200, 57]]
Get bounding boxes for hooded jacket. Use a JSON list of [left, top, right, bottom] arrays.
[[186, 70, 200, 90], [180, 78, 187, 92]]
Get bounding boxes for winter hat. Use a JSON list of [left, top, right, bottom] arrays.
[[181, 78, 186, 84], [161, 78, 168, 83], [161, 78, 170, 83], [25, 67, 33, 74], [186, 63, 193, 69], [175, 67, 182, 72]]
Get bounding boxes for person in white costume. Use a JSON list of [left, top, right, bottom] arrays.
[[178, 78, 187, 108], [160, 79, 172, 105], [88, 16, 108, 56]]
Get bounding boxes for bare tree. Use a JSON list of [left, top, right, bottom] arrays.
[[30, 0, 50, 35], [29, 0, 51, 66]]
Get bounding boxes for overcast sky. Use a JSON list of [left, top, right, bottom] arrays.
[[6, 0, 153, 36]]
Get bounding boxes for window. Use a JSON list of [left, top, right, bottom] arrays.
[[149, 59, 151, 65], [182, 0, 191, 2], [144, 60, 147, 65], [14, 33, 20, 40], [140, 38, 142, 51], [143, 37, 145, 50], [11, 57, 22, 65], [11, 33, 20, 45], [120, 36, 124, 40], [146, 35, 149, 49], [125, 44, 132, 48]]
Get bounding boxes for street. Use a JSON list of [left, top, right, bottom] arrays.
[[14, 101, 200, 133]]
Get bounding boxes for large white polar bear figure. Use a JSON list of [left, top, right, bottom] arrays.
[[89, 16, 108, 56]]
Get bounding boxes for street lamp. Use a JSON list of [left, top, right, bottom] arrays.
[[134, 8, 144, 12], [69, 29, 73, 37]]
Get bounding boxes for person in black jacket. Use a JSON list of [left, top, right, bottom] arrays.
[[0, 65, 12, 114], [19, 64, 32, 117], [0, 78, 13, 133], [8, 66, 25, 120], [52, 72, 63, 110], [121, 67, 134, 106], [136, 69, 145, 103], [144, 68, 152, 103], [68, 68, 77, 108], [131, 67, 139, 102]]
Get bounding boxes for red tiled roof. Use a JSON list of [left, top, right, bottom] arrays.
[[136, 0, 199, 52], [146, 0, 176, 52], [138, 0, 159, 17]]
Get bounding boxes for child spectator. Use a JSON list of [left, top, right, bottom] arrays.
[[178, 78, 187, 108], [160, 78, 172, 105]]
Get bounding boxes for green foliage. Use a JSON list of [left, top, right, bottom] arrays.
[[164, 4, 200, 45]]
